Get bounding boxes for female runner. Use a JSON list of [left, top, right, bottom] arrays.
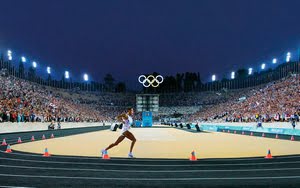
[[102, 108, 136, 158]]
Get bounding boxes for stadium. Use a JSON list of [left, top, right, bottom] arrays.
[[1, 1, 300, 187]]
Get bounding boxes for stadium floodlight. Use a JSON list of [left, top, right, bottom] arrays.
[[21, 56, 26, 63], [272, 58, 277, 64], [211, 74, 216, 82], [83, 73, 89, 81], [231, 71, 235, 79], [32, 61, 37, 68], [261, 63, 266, 70], [65, 71, 70, 79], [7, 50, 12, 60], [248, 68, 253, 75], [286, 52, 291, 62], [47, 66, 51, 74]]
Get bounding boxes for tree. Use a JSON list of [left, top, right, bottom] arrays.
[[104, 74, 115, 91], [0, 53, 4, 69], [115, 82, 126, 92], [236, 69, 247, 79], [19, 60, 25, 79], [28, 66, 36, 81], [176, 73, 184, 92], [196, 72, 202, 91]]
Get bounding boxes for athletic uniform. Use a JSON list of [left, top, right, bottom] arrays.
[[121, 115, 133, 134]]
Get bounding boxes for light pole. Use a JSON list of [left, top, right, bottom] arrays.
[[20, 56, 26, 79], [211, 74, 216, 91], [47, 66, 51, 87], [65, 71, 70, 89], [32, 61, 37, 83], [83, 73, 89, 91], [7, 50, 13, 75]]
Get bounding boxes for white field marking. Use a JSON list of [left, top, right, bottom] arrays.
[[0, 186, 35, 188], [1, 156, 300, 167], [0, 164, 300, 173], [3, 148, 300, 162], [0, 174, 300, 181]]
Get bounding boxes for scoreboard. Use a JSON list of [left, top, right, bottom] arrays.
[[136, 94, 159, 112]]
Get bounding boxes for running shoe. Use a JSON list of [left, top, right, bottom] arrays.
[[101, 149, 107, 157], [128, 152, 134, 158]]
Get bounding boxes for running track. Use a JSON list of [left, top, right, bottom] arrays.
[[1, 126, 300, 187]]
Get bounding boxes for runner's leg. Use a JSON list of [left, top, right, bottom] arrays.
[[105, 135, 126, 151]]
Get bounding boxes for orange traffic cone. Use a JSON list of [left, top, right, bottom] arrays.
[[17, 137, 22, 143], [265, 149, 273, 159], [1, 138, 7, 146], [262, 133, 265, 137], [31, 136, 35, 141], [102, 151, 110, 160], [189, 150, 197, 161], [5, 144, 12, 153], [242, 131, 245, 135], [234, 130, 236, 134], [291, 135, 295, 141], [50, 134, 54, 138], [275, 134, 279, 139], [42, 134, 46, 140], [43, 148, 50, 157], [250, 132, 253, 136]]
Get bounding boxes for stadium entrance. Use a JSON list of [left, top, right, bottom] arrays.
[[136, 94, 159, 127]]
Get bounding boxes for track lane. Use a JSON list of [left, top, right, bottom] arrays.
[[1, 127, 300, 187]]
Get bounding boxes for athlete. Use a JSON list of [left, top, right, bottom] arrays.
[[102, 108, 137, 158]]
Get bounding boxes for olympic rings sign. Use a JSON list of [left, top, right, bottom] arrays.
[[138, 75, 164, 88]]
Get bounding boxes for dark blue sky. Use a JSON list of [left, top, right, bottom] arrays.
[[1, 0, 300, 86]]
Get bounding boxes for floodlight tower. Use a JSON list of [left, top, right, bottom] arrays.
[[211, 74, 216, 82], [248, 68, 253, 75], [47, 66, 51, 86], [83, 73, 89, 91], [286, 52, 291, 62], [231, 71, 235, 79], [64, 71, 70, 89], [7, 50, 12, 61]]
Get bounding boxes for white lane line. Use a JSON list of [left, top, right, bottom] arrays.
[[1, 164, 300, 173], [0, 150, 188, 161], [0, 186, 35, 188], [1, 173, 300, 181], [0, 186, 34, 188], [3, 148, 300, 162], [1, 156, 300, 167]]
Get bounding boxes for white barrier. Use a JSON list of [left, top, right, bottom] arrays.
[[201, 122, 297, 130], [0, 122, 113, 134]]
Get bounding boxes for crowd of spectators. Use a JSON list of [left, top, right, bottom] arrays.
[[0, 71, 299, 125], [0, 75, 126, 123], [189, 74, 300, 123], [159, 90, 245, 106]]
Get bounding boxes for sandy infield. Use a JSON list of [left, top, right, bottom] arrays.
[[11, 127, 300, 159]]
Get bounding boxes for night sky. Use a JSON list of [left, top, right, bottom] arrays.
[[1, 0, 300, 87]]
